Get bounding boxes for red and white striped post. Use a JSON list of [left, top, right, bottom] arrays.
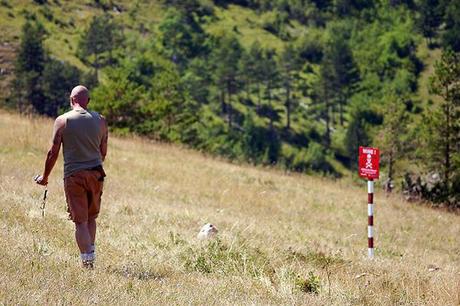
[[359, 147, 379, 259], [367, 179, 374, 258]]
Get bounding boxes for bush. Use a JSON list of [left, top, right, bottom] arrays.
[[290, 143, 334, 173], [40, 58, 80, 116], [402, 172, 460, 209], [297, 31, 324, 63], [242, 112, 280, 164], [295, 272, 321, 294]]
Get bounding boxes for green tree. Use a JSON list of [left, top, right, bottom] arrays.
[[314, 24, 359, 148], [41, 59, 80, 116], [333, 0, 373, 17], [375, 92, 408, 186], [242, 111, 267, 163], [91, 68, 146, 132], [242, 111, 280, 164], [212, 34, 243, 128], [416, 0, 442, 47], [442, 1, 460, 52], [78, 14, 123, 77], [345, 95, 383, 167], [314, 55, 335, 147], [325, 24, 359, 126], [159, 7, 208, 69], [261, 49, 280, 126], [425, 49, 460, 196], [12, 20, 46, 113], [147, 62, 200, 142], [240, 41, 265, 108], [92, 51, 200, 143], [182, 58, 211, 104], [279, 44, 301, 130], [239, 47, 255, 101]]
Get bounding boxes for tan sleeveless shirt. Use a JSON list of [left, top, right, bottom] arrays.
[[62, 109, 104, 178]]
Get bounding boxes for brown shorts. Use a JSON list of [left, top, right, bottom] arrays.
[[64, 170, 104, 223]]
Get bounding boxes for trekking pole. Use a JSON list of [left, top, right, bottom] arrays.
[[34, 175, 48, 217], [40, 186, 48, 217]]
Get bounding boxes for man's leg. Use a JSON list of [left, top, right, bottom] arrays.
[[87, 172, 102, 258], [88, 218, 96, 255], [88, 218, 96, 245], [75, 221, 92, 253], [75, 221, 95, 268], [65, 173, 96, 268]]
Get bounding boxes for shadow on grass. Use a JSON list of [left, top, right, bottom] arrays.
[[108, 262, 169, 281]]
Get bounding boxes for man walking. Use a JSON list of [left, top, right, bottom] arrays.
[[35, 85, 108, 269]]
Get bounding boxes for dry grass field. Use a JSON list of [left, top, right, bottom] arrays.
[[0, 109, 459, 305]]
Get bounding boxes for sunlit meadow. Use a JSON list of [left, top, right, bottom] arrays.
[[0, 110, 459, 305]]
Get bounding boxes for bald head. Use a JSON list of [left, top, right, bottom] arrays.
[[70, 85, 90, 108]]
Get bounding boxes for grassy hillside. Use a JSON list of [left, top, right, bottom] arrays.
[[1, 0, 450, 181], [0, 0, 163, 54], [0, 110, 459, 305]]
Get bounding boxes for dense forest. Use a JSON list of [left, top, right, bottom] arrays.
[[1, 0, 460, 208]]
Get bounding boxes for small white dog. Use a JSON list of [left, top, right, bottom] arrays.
[[197, 223, 218, 240]]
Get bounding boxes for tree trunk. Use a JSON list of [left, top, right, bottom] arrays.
[[257, 82, 261, 109], [444, 102, 450, 188], [220, 89, 226, 114], [325, 85, 331, 147], [267, 82, 271, 106], [325, 103, 330, 146], [246, 78, 251, 100], [388, 151, 394, 180], [285, 83, 291, 130], [339, 93, 344, 126], [227, 79, 232, 129]]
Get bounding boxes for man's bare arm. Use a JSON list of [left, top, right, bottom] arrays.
[[100, 115, 108, 162], [36, 117, 65, 185]]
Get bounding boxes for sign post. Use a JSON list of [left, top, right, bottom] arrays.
[[358, 147, 380, 259]]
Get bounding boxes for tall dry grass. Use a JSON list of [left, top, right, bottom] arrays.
[[0, 110, 459, 305]]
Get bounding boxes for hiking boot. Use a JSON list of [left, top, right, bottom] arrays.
[[81, 252, 95, 269], [82, 259, 94, 269]]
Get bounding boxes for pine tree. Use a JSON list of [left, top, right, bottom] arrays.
[[41, 59, 80, 116], [314, 24, 359, 147], [159, 7, 208, 69], [426, 49, 460, 197], [243, 42, 264, 108], [261, 49, 280, 126], [442, 1, 460, 52], [325, 27, 359, 126], [239, 48, 255, 101], [376, 92, 408, 190], [13, 20, 46, 113], [417, 0, 442, 47], [314, 54, 336, 147], [279, 44, 300, 130], [182, 58, 211, 104], [344, 94, 382, 167], [212, 34, 242, 128], [78, 14, 122, 78]]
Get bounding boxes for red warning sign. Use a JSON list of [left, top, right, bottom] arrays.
[[358, 147, 380, 179]]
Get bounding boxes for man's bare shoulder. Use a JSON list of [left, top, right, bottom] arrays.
[[57, 110, 76, 122], [55, 115, 67, 129], [100, 114, 107, 124]]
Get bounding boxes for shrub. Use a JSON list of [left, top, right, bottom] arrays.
[[295, 272, 321, 294]]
